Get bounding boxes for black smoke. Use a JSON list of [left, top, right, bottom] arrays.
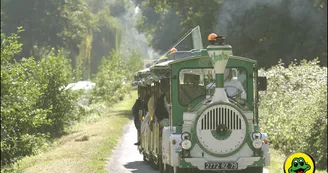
[[216, 0, 327, 67]]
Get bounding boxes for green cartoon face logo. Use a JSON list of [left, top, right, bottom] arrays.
[[284, 152, 315, 173], [288, 157, 311, 173]]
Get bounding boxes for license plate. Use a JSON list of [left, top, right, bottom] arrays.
[[204, 162, 238, 170]]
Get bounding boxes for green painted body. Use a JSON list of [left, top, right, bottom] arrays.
[[134, 46, 267, 170], [170, 53, 256, 130]]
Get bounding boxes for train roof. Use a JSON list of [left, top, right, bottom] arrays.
[[133, 49, 257, 86], [133, 25, 257, 86]]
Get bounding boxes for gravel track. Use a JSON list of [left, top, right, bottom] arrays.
[[106, 122, 157, 173], [106, 121, 269, 173]]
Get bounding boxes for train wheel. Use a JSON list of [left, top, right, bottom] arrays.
[[149, 155, 154, 168], [191, 168, 200, 173], [176, 167, 191, 173], [155, 156, 160, 170], [159, 157, 164, 173], [143, 154, 148, 163], [150, 156, 159, 170], [165, 164, 173, 173], [167, 166, 187, 173], [243, 167, 263, 173]]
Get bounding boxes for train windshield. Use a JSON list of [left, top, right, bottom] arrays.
[[178, 68, 248, 106], [178, 68, 211, 106]]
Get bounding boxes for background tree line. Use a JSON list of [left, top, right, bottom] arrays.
[[259, 59, 327, 169], [1, 0, 145, 80], [133, 0, 327, 168], [1, 0, 327, 170], [1, 0, 144, 167], [0, 29, 143, 167], [134, 0, 327, 68]]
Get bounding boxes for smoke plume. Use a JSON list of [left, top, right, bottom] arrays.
[[216, 0, 327, 67]]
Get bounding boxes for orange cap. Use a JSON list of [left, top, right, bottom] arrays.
[[208, 33, 217, 41], [263, 138, 270, 144], [169, 48, 177, 53]]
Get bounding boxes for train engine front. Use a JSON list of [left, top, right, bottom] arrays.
[[161, 33, 270, 173]]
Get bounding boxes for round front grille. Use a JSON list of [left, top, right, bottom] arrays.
[[196, 104, 247, 155]]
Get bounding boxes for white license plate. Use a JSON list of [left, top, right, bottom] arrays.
[[204, 162, 238, 170]]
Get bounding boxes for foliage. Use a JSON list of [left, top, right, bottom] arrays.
[[124, 50, 144, 81], [1, 31, 78, 166], [91, 49, 143, 104], [0, 0, 144, 168], [136, 7, 181, 53], [34, 49, 79, 137], [1, 31, 48, 165], [135, 0, 327, 67], [1, 0, 93, 60], [91, 50, 129, 104], [0, 0, 126, 81], [90, 7, 122, 76], [259, 58, 327, 169]]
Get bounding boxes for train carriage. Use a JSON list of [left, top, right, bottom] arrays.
[[133, 28, 270, 173]]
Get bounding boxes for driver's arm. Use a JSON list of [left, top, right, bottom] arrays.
[[236, 82, 247, 100]]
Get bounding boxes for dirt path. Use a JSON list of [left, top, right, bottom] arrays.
[[106, 122, 157, 173], [106, 121, 269, 173]]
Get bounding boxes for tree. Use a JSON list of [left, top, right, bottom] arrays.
[[90, 8, 122, 76], [135, 0, 327, 67], [1, 0, 93, 61], [91, 50, 129, 104], [1, 30, 77, 165]]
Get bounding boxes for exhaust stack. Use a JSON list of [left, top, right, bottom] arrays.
[[207, 33, 232, 103]]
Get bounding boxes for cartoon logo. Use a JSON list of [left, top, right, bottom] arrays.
[[283, 152, 315, 173]]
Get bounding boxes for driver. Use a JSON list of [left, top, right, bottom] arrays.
[[206, 68, 247, 100], [224, 68, 247, 100]]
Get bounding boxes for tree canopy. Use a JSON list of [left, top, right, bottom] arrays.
[[1, 0, 134, 80], [135, 0, 327, 67]]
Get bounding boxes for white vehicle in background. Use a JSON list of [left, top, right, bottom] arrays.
[[65, 81, 96, 106], [65, 81, 96, 92]]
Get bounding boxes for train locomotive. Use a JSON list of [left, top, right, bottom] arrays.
[[132, 27, 270, 173]]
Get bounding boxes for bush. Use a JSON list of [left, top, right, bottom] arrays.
[[259, 59, 327, 169], [34, 49, 78, 137], [1, 31, 78, 165], [91, 50, 131, 104]]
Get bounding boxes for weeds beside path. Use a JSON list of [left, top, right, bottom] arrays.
[[267, 148, 327, 173], [5, 91, 137, 173], [5, 89, 327, 173]]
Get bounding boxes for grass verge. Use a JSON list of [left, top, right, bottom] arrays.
[[2, 89, 326, 173], [267, 148, 327, 173], [1, 91, 137, 173]]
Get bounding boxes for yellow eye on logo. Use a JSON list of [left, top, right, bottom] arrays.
[[283, 152, 315, 173]]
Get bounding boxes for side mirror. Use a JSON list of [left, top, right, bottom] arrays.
[[132, 81, 138, 86], [258, 77, 267, 91]]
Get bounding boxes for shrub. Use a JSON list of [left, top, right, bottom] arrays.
[[1, 31, 48, 165], [124, 50, 143, 81], [1, 31, 78, 165], [91, 50, 130, 104], [34, 49, 78, 137], [259, 59, 327, 169]]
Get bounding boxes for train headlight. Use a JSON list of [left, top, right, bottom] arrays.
[[181, 132, 191, 140], [251, 132, 262, 140], [181, 140, 192, 150], [252, 138, 262, 149]]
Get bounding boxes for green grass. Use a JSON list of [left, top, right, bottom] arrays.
[[1, 91, 137, 173], [2, 89, 326, 173], [87, 92, 137, 173], [267, 149, 327, 173]]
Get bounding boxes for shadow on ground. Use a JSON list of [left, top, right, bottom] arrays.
[[110, 110, 134, 120], [124, 161, 158, 173]]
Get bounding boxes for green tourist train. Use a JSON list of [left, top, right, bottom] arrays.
[[132, 26, 270, 173]]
